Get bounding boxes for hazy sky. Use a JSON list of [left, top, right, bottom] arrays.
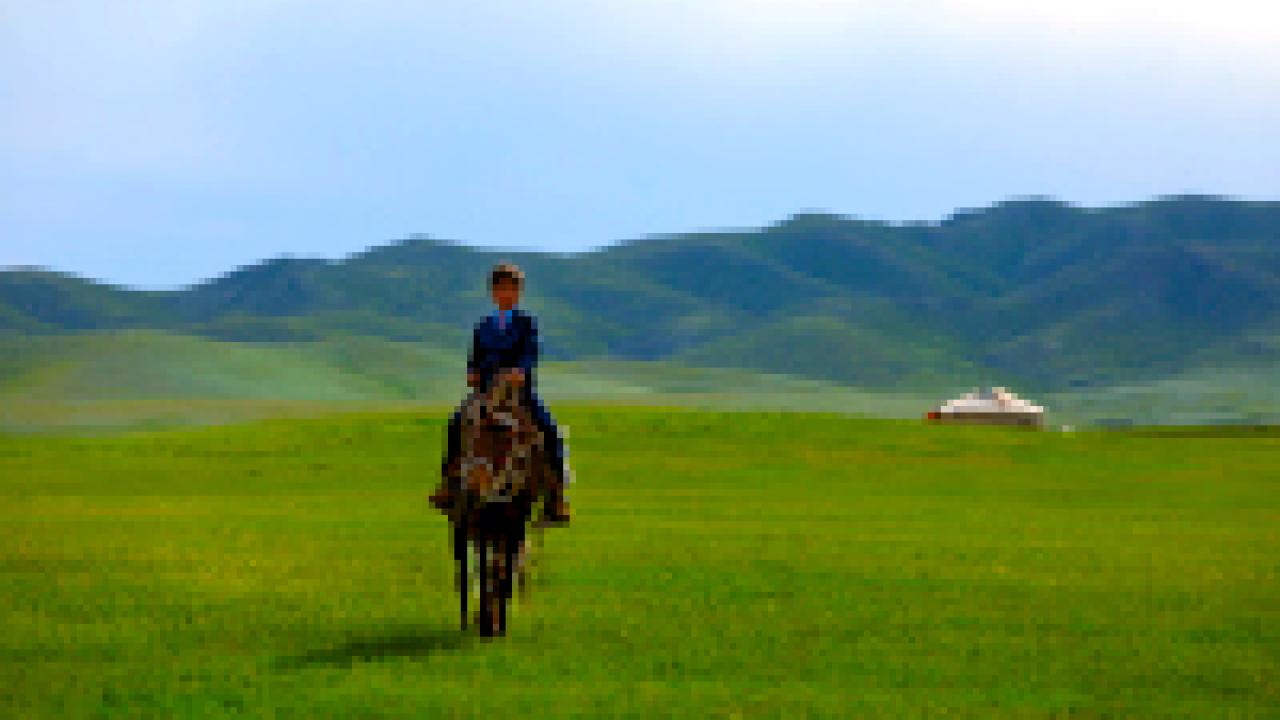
[[3, 1, 1278, 289]]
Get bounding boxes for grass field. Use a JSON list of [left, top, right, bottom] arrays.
[[5, 330, 1278, 433], [2, 406, 1277, 718]]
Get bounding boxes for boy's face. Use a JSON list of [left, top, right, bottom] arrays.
[[491, 279, 520, 310]]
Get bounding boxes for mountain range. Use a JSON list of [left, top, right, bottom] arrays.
[[4, 195, 1278, 403]]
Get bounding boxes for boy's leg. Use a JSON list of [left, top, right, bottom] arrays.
[[530, 399, 570, 523], [429, 408, 463, 511]]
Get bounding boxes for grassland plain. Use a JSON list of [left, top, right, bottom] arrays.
[[1, 406, 1277, 718], [6, 330, 1280, 433]]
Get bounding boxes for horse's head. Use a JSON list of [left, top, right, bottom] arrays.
[[458, 373, 542, 506]]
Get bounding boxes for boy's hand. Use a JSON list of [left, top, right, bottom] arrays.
[[467, 372, 479, 388]]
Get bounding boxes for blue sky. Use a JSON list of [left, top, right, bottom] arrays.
[[3, 0, 1278, 289]]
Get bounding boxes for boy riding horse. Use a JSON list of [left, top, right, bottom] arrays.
[[430, 262, 572, 524]]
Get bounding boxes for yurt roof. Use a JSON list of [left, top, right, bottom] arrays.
[[939, 386, 1045, 414]]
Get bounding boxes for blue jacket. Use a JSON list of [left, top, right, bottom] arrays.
[[467, 308, 539, 395]]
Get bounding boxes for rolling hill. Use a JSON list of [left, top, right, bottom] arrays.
[[2, 195, 1277, 422]]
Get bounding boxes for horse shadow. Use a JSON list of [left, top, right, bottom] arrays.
[[273, 623, 472, 671]]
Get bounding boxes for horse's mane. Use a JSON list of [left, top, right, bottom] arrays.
[[457, 374, 546, 507]]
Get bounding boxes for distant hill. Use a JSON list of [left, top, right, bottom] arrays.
[[3, 195, 1278, 398], [0, 330, 958, 433], [2, 330, 1274, 434]]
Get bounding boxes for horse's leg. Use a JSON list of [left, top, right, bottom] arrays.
[[454, 519, 468, 631], [498, 530, 513, 636], [492, 534, 507, 637], [518, 516, 541, 602], [478, 530, 494, 637], [500, 508, 526, 635], [493, 534, 505, 637], [516, 533, 529, 600]]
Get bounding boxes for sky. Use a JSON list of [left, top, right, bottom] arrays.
[[3, 0, 1278, 290]]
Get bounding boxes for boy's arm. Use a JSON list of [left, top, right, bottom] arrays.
[[466, 323, 481, 385], [516, 315, 538, 378]]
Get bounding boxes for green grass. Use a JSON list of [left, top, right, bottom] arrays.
[[0, 332, 393, 402], [1044, 361, 1280, 427], [2, 406, 1276, 717], [0, 332, 937, 433], [3, 330, 1279, 432]]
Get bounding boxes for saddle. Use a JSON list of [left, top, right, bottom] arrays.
[[456, 374, 547, 508]]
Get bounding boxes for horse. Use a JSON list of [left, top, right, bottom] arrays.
[[448, 372, 552, 637]]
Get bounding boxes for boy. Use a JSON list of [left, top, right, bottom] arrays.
[[429, 262, 572, 524]]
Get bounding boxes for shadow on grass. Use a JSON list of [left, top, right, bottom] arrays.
[[273, 624, 473, 670]]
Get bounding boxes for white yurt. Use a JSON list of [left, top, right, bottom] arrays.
[[927, 386, 1045, 426]]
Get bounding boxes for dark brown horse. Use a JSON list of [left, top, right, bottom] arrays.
[[448, 373, 551, 637]]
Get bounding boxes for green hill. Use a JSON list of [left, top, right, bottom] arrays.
[[0, 329, 1276, 432], [0, 332, 395, 402], [2, 195, 1278, 418], [0, 331, 949, 432]]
